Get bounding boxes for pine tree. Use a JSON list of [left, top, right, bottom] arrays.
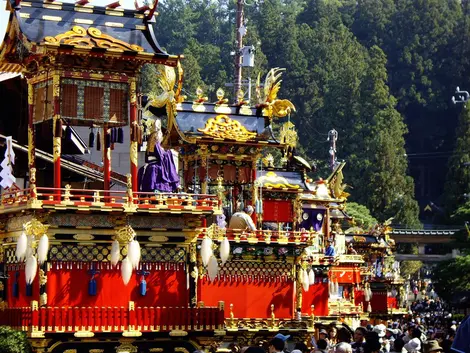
[[445, 104, 470, 217], [358, 46, 420, 227]]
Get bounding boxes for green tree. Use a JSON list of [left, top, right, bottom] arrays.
[[445, 104, 470, 217], [344, 202, 378, 230], [433, 255, 470, 302], [0, 327, 31, 353]]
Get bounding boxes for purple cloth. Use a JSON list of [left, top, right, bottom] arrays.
[[138, 142, 180, 192], [452, 316, 470, 353]]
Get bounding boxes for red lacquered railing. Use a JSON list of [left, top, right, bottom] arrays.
[[0, 302, 225, 334], [1, 187, 220, 213], [199, 226, 318, 245]]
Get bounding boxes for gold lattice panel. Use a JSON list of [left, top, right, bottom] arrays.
[[4, 245, 186, 263], [217, 260, 293, 280]]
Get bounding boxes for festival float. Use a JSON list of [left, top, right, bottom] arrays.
[[0, 0, 407, 351]]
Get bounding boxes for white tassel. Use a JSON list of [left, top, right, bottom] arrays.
[[201, 237, 213, 267], [121, 256, 132, 285], [37, 234, 49, 265], [111, 240, 120, 266], [364, 287, 371, 302], [308, 269, 315, 285], [128, 240, 141, 269], [329, 281, 334, 296], [16, 231, 27, 262], [367, 302, 372, 313], [25, 255, 37, 284], [219, 237, 230, 265], [334, 281, 339, 294], [368, 287, 373, 299], [207, 255, 219, 282], [302, 269, 309, 292]]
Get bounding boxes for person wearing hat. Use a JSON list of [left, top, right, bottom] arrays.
[[269, 337, 286, 353], [423, 340, 443, 353], [274, 333, 291, 342], [404, 338, 421, 353]]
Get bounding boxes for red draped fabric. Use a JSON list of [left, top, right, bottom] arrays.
[[6, 264, 40, 307], [199, 278, 294, 318], [354, 289, 388, 313], [46, 262, 187, 308], [301, 283, 329, 316], [387, 297, 397, 309], [263, 200, 293, 222]]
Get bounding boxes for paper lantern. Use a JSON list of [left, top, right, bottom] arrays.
[[16, 231, 27, 262], [308, 269, 315, 285], [37, 234, 49, 265], [207, 255, 219, 281], [111, 240, 120, 266], [220, 237, 230, 265], [201, 237, 213, 267], [25, 255, 37, 284], [128, 240, 141, 269], [121, 257, 133, 285], [302, 269, 309, 292]]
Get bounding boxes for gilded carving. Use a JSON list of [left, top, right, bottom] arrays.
[[63, 184, 72, 202], [257, 171, 300, 189], [129, 78, 137, 104], [24, 219, 49, 237], [39, 292, 48, 307], [115, 225, 136, 245], [256, 68, 296, 121], [0, 281, 4, 291], [28, 126, 34, 165], [44, 26, 144, 52], [279, 121, 298, 149], [53, 137, 61, 162], [175, 348, 190, 353], [39, 269, 47, 286], [198, 115, 256, 142], [130, 141, 138, 166], [296, 264, 303, 310], [27, 83, 33, 105], [0, 246, 3, 262], [52, 72, 60, 97]]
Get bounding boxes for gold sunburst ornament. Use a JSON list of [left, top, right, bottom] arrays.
[[198, 115, 257, 142]]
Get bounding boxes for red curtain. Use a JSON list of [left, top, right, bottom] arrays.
[[199, 278, 294, 318], [263, 200, 293, 222], [301, 283, 329, 316], [354, 289, 388, 313], [47, 262, 187, 308], [6, 264, 40, 307], [329, 267, 361, 284], [387, 297, 397, 309]]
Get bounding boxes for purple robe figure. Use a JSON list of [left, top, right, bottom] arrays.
[[138, 141, 180, 193]]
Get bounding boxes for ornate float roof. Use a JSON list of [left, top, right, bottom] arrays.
[[0, 0, 179, 72], [255, 170, 307, 191]]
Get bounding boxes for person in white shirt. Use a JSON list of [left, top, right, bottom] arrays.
[[228, 206, 256, 231]]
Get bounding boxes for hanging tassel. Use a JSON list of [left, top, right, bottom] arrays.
[[368, 287, 373, 299], [111, 240, 120, 266], [88, 276, 97, 296], [139, 277, 147, 296], [201, 237, 213, 267], [105, 132, 111, 149], [110, 128, 116, 144], [308, 269, 315, 285], [367, 302, 372, 313], [335, 281, 339, 294], [55, 119, 63, 138], [117, 127, 124, 143], [65, 124, 72, 141], [16, 230, 27, 262], [37, 234, 49, 265], [89, 129, 95, 148], [364, 287, 371, 302], [128, 240, 141, 270], [25, 255, 37, 284], [302, 269, 309, 292], [12, 272, 19, 297], [207, 255, 219, 282], [26, 283, 33, 297], [121, 257, 132, 285], [96, 130, 101, 151], [219, 237, 230, 265], [137, 125, 143, 145]]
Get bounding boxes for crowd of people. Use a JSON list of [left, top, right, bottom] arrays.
[[219, 317, 463, 353]]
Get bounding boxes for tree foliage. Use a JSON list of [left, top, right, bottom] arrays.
[[0, 327, 31, 353], [344, 202, 378, 230], [433, 255, 470, 302]]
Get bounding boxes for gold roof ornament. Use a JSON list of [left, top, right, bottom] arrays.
[[24, 219, 49, 237], [256, 68, 296, 121], [198, 115, 257, 142], [44, 26, 144, 52], [279, 121, 298, 148], [214, 88, 231, 114], [192, 86, 208, 112], [115, 224, 136, 245], [257, 171, 300, 189], [262, 154, 275, 168]]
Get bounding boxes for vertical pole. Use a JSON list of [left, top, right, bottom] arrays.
[[103, 125, 111, 191], [234, 0, 243, 96], [27, 82, 36, 198], [129, 77, 138, 193], [52, 71, 62, 197], [328, 129, 338, 170]]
